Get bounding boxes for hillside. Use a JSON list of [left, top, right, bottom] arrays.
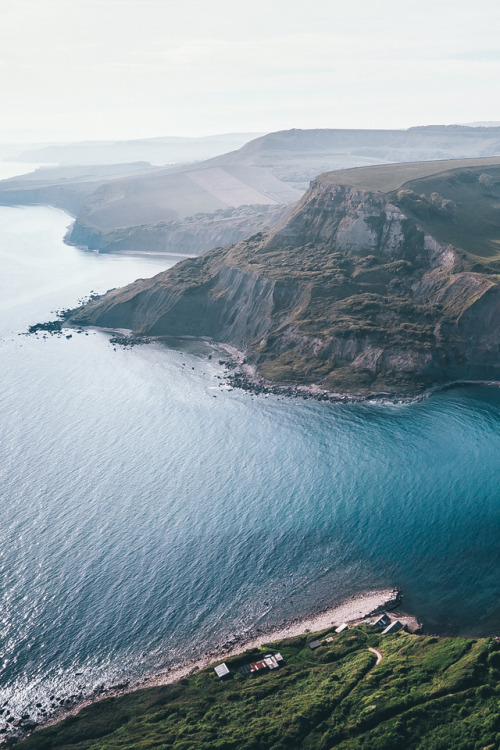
[[14, 627, 500, 750], [0, 163, 159, 217], [70, 157, 500, 397], [2, 127, 500, 258], [2, 133, 264, 167], [223, 126, 500, 187]]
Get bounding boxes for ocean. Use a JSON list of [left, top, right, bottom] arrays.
[[1, 204, 500, 731]]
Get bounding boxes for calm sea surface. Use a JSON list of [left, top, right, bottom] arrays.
[[1, 205, 500, 728]]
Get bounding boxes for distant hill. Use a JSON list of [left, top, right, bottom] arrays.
[[462, 121, 500, 127], [2, 133, 264, 167], [226, 126, 500, 186], [0, 162, 160, 216], [1, 126, 500, 258]]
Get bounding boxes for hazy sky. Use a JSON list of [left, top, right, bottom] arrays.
[[1, 0, 500, 142]]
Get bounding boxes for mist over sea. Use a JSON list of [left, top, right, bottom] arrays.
[[2, 205, 500, 730]]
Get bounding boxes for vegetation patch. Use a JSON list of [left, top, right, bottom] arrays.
[[15, 630, 500, 750]]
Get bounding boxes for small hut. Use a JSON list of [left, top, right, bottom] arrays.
[[381, 620, 404, 635], [214, 663, 230, 679], [373, 614, 391, 629]]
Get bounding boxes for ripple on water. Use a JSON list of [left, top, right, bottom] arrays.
[[1, 207, 500, 734]]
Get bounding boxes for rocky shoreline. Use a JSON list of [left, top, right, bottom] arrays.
[[223, 360, 500, 405], [22, 318, 500, 406], [216, 344, 500, 406], [4, 588, 409, 747], [20, 321, 420, 404], [223, 359, 420, 405]]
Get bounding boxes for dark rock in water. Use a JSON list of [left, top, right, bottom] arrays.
[[27, 320, 63, 335], [21, 721, 38, 730], [6, 733, 22, 746], [111, 682, 129, 691]]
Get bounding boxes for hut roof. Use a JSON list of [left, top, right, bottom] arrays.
[[381, 620, 404, 635], [214, 663, 230, 678]]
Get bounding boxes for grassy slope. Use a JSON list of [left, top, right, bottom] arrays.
[[323, 156, 500, 194], [16, 629, 500, 750], [395, 166, 500, 264]]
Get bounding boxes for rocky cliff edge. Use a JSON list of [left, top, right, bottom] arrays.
[[70, 160, 500, 396]]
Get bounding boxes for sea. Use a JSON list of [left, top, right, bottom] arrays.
[[1, 194, 500, 731]]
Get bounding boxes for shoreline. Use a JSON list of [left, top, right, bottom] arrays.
[[15, 588, 407, 745], [22, 310, 500, 405], [30, 320, 500, 406], [218, 343, 500, 405], [141, 587, 406, 689]]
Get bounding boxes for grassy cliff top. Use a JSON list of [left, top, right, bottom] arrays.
[[69, 157, 500, 396], [15, 627, 500, 750], [321, 155, 500, 193]]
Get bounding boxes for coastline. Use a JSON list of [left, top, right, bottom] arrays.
[[18, 588, 408, 744], [141, 587, 406, 689], [25, 318, 500, 405], [219, 344, 500, 405]]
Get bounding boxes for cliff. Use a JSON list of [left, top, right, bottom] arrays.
[[4, 127, 500, 261], [71, 157, 500, 396], [67, 204, 291, 256]]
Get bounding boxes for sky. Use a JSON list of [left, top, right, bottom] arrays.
[[1, 0, 500, 143]]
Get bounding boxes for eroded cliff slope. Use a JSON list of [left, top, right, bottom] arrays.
[[71, 158, 500, 395]]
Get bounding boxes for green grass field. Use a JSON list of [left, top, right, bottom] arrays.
[[16, 628, 500, 750]]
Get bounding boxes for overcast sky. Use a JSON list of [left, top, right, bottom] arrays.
[[1, 0, 499, 142]]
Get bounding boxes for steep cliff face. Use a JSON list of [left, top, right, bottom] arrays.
[[71, 164, 500, 395], [67, 205, 290, 256]]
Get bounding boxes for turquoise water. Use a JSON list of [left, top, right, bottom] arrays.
[[1, 206, 500, 729]]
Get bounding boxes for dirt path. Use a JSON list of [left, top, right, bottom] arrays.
[[367, 647, 383, 667]]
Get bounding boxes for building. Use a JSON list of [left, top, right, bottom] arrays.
[[335, 623, 349, 633], [250, 653, 284, 673], [373, 614, 391, 629], [381, 620, 404, 635], [308, 639, 322, 650], [214, 663, 230, 679]]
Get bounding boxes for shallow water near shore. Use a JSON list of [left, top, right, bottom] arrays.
[[1, 206, 500, 733]]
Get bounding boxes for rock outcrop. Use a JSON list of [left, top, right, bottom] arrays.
[[70, 159, 500, 396]]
